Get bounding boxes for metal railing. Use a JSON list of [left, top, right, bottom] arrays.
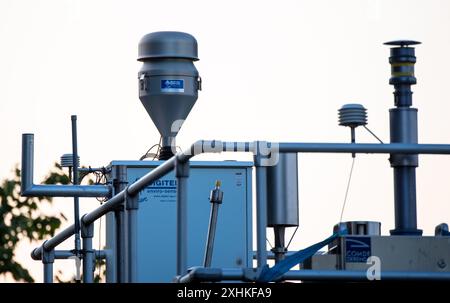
[[23, 135, 450, 282]]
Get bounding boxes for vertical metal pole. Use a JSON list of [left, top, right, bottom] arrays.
[[115, 208, 127, 282], [175, 159, 189, 276], [43, 263, 53, 283], [390, 109, 420, 235], [105, 249, 115, 282], [254, 144, 268, 268], [81, 215, 94, 283], [385, 41, 422, 235], [42, 244, 55, 283], [114, 166, 128, 283], [21, 134, 34, 189], [350, 127, 356, 158], [71, 115, 82, 256], [82, 237, 94, 283], [125, 190, 138, 283]]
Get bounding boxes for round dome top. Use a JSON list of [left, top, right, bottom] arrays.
[[138, 31, 199, 61]]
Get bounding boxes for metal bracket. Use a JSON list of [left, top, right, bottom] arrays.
[[253, 140, 276, 167], [41, 243, 55, 264], [139, 73, 149, 92], [175, 157, 190, 178], [197, 76, 202, 91], [125, 187, 139, 210], [80, 215, 94, 238]]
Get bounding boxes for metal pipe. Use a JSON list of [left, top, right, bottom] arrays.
[[31, 225, 76, 260], [127, 208, 138, 282], [32, 249, 107, 260], [71, 115, 82, 252], [282, 270, 450, 281], [204, 203, 220, 267], [176, 160, 189, 276], [203, 180, 224, 268], [82, 236, 94, 283], [44, 224, 75, 251], [105, 249, 115, 283], [255, 161, 268, 268], [221, 268, 246, 280], [115, 208, 126, 283], [81, 216, 94, 283], [177, 267, 450, 282], [392, 167, 419, 234], [278, 142, 450, 154], [126, 192, 139, 283], [21, 184, 110, 198], [56, 250, 77, 259], [183, 140, 450, 156], [113, 165, 128, 283], [43, 263, 53, 283], [389, 106, 420, 235], [83, 193, 125, 226], [33, 249, 74, 260], [21, 134, 111, 197], [42, 246, 55, 283]]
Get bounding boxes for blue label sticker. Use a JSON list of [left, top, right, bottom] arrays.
[[135, 178, 177, 203], [345, 237, 371, 263], [161, 79, 184, 93]]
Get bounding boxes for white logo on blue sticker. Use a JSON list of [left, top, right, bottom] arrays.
[[161, 79, 184, 93], [345, 237, 371, 263]]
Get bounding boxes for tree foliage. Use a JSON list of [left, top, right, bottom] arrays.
[[0, 163, 69, 282]]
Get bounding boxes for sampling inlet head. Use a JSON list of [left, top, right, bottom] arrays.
[[138, 31, 201, 160], [384, 40, 421, 107]]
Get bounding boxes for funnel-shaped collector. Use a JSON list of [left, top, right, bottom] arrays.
[[138, 31, 201, 159]]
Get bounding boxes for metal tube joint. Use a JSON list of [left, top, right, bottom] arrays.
[[175, 156, 190, 178], [41, 242, 55, 264], [80, 215, 94, 239], [125, 187, 139, 210]]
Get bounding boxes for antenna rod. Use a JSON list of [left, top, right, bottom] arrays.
[[71, 115, 82, 258]]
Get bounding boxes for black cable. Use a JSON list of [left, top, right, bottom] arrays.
[[140, 136, 162, 160]]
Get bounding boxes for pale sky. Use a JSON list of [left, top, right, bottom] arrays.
[[1, 0, 450, 282]]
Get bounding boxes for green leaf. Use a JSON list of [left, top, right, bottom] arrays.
[[0, 163, 67, 282]]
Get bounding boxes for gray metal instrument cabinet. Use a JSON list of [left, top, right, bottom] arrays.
[[105, 161, 253, 282]]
